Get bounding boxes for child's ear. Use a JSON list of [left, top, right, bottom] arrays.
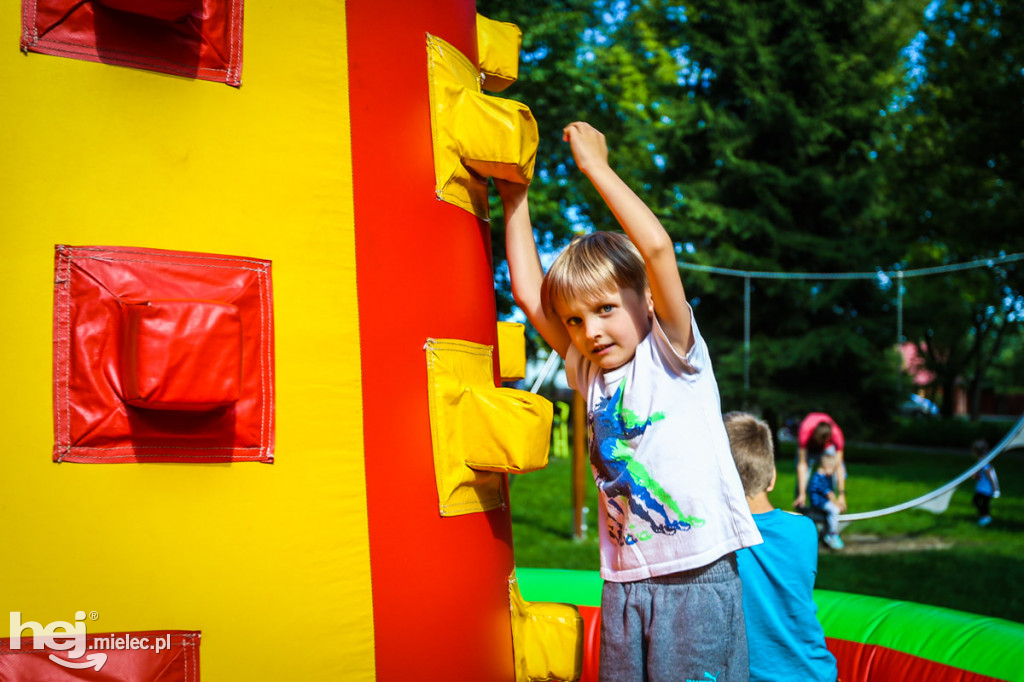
[[766, 468, 777, 493], [646, 289, 654, 316]]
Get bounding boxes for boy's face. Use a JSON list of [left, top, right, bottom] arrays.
[[553, 285, 653, 371]]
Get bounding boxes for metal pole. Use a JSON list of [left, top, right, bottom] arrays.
[[897, 271, 904, 394], [744, 275, 751, 392], [572, 391, 587, 540], [897, 270, 904, 344]]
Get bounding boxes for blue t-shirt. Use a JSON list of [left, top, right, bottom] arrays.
[[736, 509, 837, 682], [807, 471, 833, 509], [975, 463, 996, 496]]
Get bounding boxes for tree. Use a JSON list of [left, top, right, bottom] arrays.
[[479, 0, 927, 432], [883, 0, 1024, 418]]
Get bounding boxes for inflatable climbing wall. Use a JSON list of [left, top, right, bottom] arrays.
[[1, 1, 577, 680]]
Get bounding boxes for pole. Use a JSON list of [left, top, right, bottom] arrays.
[[744, 275, 751, 392], [572, 391, 587, 540], [897, 270, 904, 394]]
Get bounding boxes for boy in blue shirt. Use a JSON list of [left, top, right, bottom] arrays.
[[724, 412, 838, 682], [972, 440, 1000, 526]]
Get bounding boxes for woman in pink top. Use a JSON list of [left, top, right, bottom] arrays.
[[794, 412, 847, 512]]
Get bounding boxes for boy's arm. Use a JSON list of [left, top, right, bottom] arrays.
[[496, 179, 571, 358], [563, 122, 693, 354]]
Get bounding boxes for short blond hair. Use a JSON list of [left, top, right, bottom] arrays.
[[541, 232, 647, 317], [723, 412, 775, 497]]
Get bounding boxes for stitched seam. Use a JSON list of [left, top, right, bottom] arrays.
[[21, 0, 34, 47], [226, 0, 235, 83], [66, 246, 269, 267], [228, 0, 241, 84], [66, 445, 264, 450], [63, 247, 71, 454], [60, 247, 72, 461], [84, 256, 267, 273], [264, 263, 274, 458], [54, 247, 64, 458], [61, 453, 267, 460], [258, 264, 266, 455], [424, 338, 494, 355]]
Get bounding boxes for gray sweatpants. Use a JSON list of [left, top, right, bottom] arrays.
[[599, 554, 748, 682]]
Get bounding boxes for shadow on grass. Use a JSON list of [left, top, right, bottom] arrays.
[[817, 547, 1024, 622]]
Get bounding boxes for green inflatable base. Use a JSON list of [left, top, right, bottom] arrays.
[[517, 567, 1024, 682]]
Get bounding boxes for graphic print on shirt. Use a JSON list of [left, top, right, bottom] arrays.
[[589, 380, 698, 546]]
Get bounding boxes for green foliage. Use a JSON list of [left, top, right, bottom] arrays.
[[881, 0, 1024, 416], [865, 415, 1018, 449], [479, 0, 928, 425]]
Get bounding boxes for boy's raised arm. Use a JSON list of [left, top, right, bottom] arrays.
[[496, 179, 571, 359], [563, 122, 693, 355]]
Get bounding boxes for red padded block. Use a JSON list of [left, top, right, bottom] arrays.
[[20, 0, 244, 86], [120, 300, 242, 411], [0, 630, 200, 681], [97, 0, 202, 22], [53, 245, 274, 464]]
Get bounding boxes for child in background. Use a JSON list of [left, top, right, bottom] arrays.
[[807, 452, 844, 550], [724, 412, 838, 682], [972, 439, 1000, 527], [795, 412, 847, 512], [497, 121, 761, 682]]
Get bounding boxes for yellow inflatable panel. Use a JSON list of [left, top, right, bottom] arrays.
[[426, 33, 539, 218], [424, 338, 552, 516], [453, 87, 538, 185], [0, 2, 374, 680], [476, 13, 522, 93], [497, 321, 527, 381], [509, 570, 584, 682]]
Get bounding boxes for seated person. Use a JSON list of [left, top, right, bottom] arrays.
[[808, 453, 844, 550], [724, 412, 838, 682], [795, 412, 847, 513]]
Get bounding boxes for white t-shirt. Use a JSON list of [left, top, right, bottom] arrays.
[[566, 314, 762, 582]]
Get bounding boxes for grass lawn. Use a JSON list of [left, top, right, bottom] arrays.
[[509, 439, 1024, 623]]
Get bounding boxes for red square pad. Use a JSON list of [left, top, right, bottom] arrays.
[[21, 0, 244, 86], [53, 245, 274, 463]]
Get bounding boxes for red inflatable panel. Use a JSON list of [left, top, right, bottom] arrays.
[[577, 605, 602, 682], [53, 245, 274, 463], [97, 0, 201, 22], [0, 630, 200, 682], [20, 0, 244, 86], [826, 638, 1004, 682], [348, 0, 521, 679]]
